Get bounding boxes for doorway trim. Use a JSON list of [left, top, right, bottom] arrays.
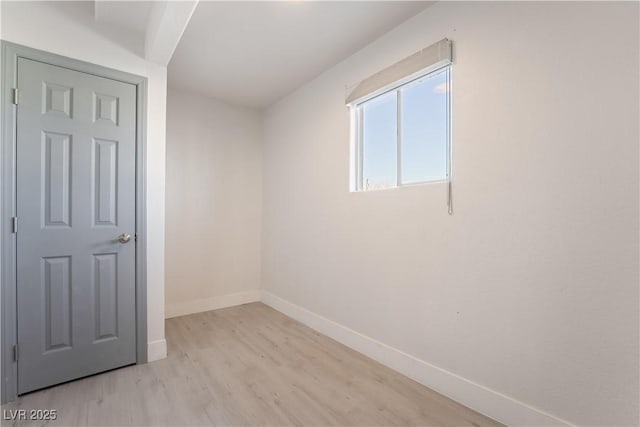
[[1, 41, 148, 403]]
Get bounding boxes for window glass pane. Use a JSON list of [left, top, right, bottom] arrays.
[[400, 68, 448, 184], [362, 91, 397, 190]]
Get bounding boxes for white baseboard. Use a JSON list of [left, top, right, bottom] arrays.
[[147, 338, 167, 362], [165, 290, 262, 319], [261, 291, 573, 427]]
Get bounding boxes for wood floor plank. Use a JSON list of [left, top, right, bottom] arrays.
[[2, 302, 503, 427]]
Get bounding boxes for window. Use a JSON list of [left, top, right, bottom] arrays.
[[352, 66, 450, 191]]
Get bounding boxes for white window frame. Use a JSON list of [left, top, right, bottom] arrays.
[[350, 64, 452, 192]]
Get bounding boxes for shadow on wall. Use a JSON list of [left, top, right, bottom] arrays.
[[34, 1, 144, 58]]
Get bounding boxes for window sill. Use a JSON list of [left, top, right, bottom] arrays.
[[350, 178, 448, 193]]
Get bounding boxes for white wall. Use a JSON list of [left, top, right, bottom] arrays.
[[262, 2, 639, 426], [1, 1, 168, 360], [165, 88, 262, 317]]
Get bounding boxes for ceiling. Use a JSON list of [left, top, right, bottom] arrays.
[[168, 1, 432, 109]]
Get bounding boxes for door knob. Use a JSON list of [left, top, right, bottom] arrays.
[[118, 233, 131, 243]]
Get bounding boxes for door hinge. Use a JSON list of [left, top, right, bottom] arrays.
[[11, 216, 17, 233], [12, 88, 18, 105], [13, 344, 18, 362]]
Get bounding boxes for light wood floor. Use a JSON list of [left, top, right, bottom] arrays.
[[3, 303, 503, 426]]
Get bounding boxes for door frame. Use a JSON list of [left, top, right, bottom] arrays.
[[1, 41, 148, 403]]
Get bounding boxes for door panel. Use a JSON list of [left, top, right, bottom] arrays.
[[94, 138, 118, 227], [16, 58, 137, 394], [43, 256, 72, 351], [43, 131, 72, 227], [93, 253, 118, 341]]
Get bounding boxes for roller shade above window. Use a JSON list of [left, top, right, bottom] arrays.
[[346, 38, 452, 105]]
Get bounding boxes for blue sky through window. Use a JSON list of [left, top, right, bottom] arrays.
[[359, 68, 449, 190], [401, 70, 448, 183], [362, 90, 397, 189]]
